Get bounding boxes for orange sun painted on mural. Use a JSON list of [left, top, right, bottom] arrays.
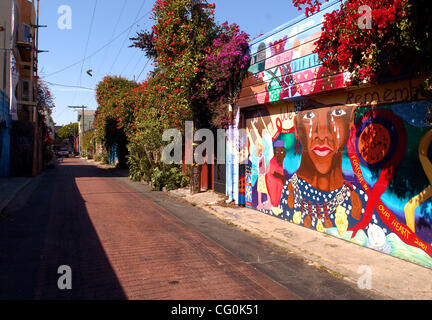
[[358, 123, 390, 164]]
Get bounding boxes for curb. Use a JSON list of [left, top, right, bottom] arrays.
[[166, 189, 432, 300], [0, 178, 33, 216], [167, 191, 347, 264]]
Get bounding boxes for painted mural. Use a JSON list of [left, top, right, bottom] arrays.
[[243, 96, 432, 268], [226, 109, 240, 204], [0, 90, 10, 177], [227, 0, 432, 267], [237, 1, 347, 109], [226, 108, 249, 205]]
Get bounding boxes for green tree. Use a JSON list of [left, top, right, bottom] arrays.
[[123, 0, 250, 190], [36, 79, 56, 168], [81, 131, 95, 159], [130, 0, 220, 130], [57, 122, 78, 145], [94, 76, 138, 167]]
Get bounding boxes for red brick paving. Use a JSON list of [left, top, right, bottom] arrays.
[[26, 158, 298, 299]]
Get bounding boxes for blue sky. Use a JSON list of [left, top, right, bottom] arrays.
[[38, 0, 302, 126]]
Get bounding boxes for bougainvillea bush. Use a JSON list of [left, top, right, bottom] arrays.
[[94, 76, 138, 166], [123, 0, 250, 186], [97, 0, 251, 188], [294, 0, 432, 84], [130, 0, 250, 129], [126, 76, 192, 188], [130, 0, 219, 130], [202, 22, 250, 128]]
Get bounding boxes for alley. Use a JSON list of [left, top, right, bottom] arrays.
[[0, 158, 382, 300]]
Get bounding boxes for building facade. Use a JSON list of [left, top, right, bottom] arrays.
[[0, 0, 39, 177], [0, 90, 10, 177], [77, 109, 96, 135], [15, 0, 38, 122], [77, 109, 95, 155], [0, 0, 19, 177], [228, 1, 432, 268]]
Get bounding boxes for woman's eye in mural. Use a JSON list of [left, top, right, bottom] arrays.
[[303, 111, 315, 120], [331, 108, 346, 117]]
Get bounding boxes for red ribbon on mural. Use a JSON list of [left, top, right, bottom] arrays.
[[275, 117, 295, 137], [346, 109, 432, 258]]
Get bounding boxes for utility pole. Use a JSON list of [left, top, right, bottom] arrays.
[[1, 20, 6, 92], [68, 105, 87, 155], [74, 123, 78, 154], [31, 0, 47, 176], [31, 0, 38, 176]]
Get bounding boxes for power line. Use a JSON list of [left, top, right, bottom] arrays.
[[112, 0, 129, 36], [136, 58, 151, 82], [45, 81, 95, 91], [109, 0, 147, 73], [79, 0, 98, 87], [128, 53, 146, 79], [94, 0, 129, 80], [118, 3, 151, 79], [40, 11, 152, 79], [50, 82, 95, 119], [120, 48, 140, 78], [70, 0, 98, 111]]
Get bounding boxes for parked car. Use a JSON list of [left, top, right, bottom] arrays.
[[56, 147, 71, 158]]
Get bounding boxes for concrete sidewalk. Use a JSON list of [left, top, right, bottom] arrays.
[[169, 188, 432, 300], [0, 177, 32, 215]]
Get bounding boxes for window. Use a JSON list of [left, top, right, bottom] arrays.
[[22, 24, 32, 43], [21, 80, 30, 101]]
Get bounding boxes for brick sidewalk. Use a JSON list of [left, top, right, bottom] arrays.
[[71, 174, 297, 299], [0, 158, 298, 299], [0, 177, 32, 215]]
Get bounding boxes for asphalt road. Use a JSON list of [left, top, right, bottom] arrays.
[[0, 158, 384, 300]]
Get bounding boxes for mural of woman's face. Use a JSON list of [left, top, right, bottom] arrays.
[[295, 106, 354, 175]]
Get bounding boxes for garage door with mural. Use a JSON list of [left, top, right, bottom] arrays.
[[234, 0, 432, 268]]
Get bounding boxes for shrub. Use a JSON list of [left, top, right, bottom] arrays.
[[82, 131, 95, 159], [150, 163, 189, 191], [127, 152, 153, 182], [101, 150, 109, 164]]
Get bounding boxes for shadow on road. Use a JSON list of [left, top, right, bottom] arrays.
[[0, 158, 127, 299]]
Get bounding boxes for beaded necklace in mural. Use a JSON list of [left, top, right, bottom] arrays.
[[289, 173, 356, 228]]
